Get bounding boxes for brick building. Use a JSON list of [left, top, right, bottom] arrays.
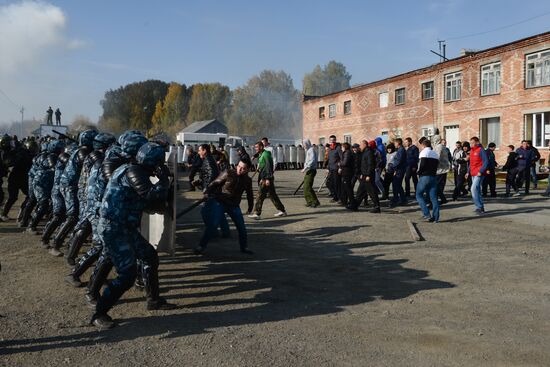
[[302, 31, 550, 161]]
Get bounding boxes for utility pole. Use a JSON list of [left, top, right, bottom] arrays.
[[20, 106, 24, 137]]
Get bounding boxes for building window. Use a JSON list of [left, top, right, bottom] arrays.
[[481, 62, 501, 96], [395, 88, 405, 105], [343, 100, 352, 115], [422, 81, 434, 100], [343, 134, 352, 144], [445, 72, 462, 101], [319, 106, 325, 120], [379, 92, 389, 108], [525, 112, 550, 148], [329, 104, 336, 118], [526, 49, 550, 88], [480, 117, 501, 148], [421, 127, 432, 137], [319, 137, 326, 146]]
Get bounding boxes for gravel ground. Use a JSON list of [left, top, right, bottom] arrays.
[[1, 170, 550, 367]]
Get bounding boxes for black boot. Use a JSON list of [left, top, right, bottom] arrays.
[[86, 256, 113, 307], [19, 197, 37, 228], [65, 223, 91, 266], [72, 243, 102, 278], [51, 215, 78, 254], [143, 255, 176, 311], [41, 214, 65, 247]]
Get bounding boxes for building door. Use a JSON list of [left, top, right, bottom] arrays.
[[444, 125, 460, 146]]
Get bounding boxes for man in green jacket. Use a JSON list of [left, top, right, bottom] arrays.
[[248, 141, 287, 219]]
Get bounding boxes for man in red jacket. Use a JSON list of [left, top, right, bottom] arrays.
[[469, 137, 489, 215]]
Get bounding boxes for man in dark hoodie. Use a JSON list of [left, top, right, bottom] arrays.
[[352, 140, 380, 213], [374, 137, 387, 195], [482, 142, 497, 197], [516, 140, 535, 195], [404, 137, 419, 198], [502, 144, 519, 197], [388, 138, 407, 208], [327, 135, 342, 203], [339, 142, 355, 208]]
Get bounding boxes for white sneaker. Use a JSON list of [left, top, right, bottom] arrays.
[[0, 215, 10, 222], [248, 213, 261, 220], [274, 211, 287, 217], [513, 191, 521, 197]]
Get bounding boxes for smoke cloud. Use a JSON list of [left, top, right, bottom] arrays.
[[0, 1, 83, 74]]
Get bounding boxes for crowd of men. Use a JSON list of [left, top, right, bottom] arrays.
[[300, 133, 549, 222], [0, 129, 548, 330]]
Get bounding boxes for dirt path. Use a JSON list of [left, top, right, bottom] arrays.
[[1, 171, 550, 366]]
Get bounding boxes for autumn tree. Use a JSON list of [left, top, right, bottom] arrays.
[[227, 70, 301, 138], [186, 83, 231, 124], [302, 61, 351, 96]]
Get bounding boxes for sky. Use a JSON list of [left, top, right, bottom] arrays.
[[0, 0, 549, 125]]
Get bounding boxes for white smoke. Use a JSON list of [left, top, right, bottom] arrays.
[[0, 1, 83, 74]]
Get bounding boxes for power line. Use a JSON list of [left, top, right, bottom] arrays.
[[0, 87, 19, 108], [445, 10, 550, 41]]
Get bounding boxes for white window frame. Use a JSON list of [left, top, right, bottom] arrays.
[[395, 88, 405, 105], [445, 71, 462, 102], [526, 49, 550, 88], [319, 137, 326, 145], [329, 104, 336, 118], [343, 134, 352, 144], [524, 111, 550, 148], [379, 92, 389, 108], [319, 106, 325, 120], [481, 62, 501, 96], [422, 81, 434, 100], [479, 117, 501, 148], [343, 100, 352, 115]]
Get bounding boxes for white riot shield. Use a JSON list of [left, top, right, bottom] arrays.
[[141, 150, 177, 256], [284, 145, 290, 164], [276, 146, 284, 164], [289, 146, 297, 163]]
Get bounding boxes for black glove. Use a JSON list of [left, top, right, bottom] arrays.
[[156, 164, 170, 183]]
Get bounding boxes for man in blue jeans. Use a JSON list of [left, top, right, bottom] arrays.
[[194, 159, 254, 255], [469, 137, 489, 214], [389, 138, 407, 208], [415, 138, 441, 223]]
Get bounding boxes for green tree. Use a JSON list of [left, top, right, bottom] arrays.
[[227, 70, 301, 138], [302, 60, 351, 96], [186, 83, 231, 124]]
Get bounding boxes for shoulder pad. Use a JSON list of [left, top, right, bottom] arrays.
[[46, 153, 57, 167], [125, 164, 152, 196], [77, 146, 91, 163], [102, 156, 126, 180], [58, 152, 70, 164], [88, 150, 105, 164]]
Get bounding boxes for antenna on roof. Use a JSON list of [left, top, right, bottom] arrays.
[[430, 40, 448, 62]]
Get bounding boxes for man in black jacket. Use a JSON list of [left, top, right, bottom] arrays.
[[352, 140, 380, 212], [416, 138, 440, 223], [327, 135, 342, 202], [339, 142, 355, 208], [186, 146, 201, 191]]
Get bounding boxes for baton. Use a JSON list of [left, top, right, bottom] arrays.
[[176, 198, 207, 219], [53, 130, 77, 142], [293, 180, 304, 195], [317, 172, 329, 193]]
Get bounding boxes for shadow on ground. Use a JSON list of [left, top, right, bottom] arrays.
[[0, 208, 454, 355]]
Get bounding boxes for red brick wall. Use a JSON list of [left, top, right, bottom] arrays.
[[303, 34, 550, 162]]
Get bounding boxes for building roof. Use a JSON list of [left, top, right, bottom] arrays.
[[180, 119, 228, 134], [303, 30, 550, 103]]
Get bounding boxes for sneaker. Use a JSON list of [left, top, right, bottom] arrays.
[[91, 314, 115, 330], [64, 274, 83, 288], [274, 211, 287, 217], [247, 213, 261, 220], [0, 215, 10, 222], [49, 248, 63, 257], [513, 191, 521, 197], [474, 208, 485, 215]]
